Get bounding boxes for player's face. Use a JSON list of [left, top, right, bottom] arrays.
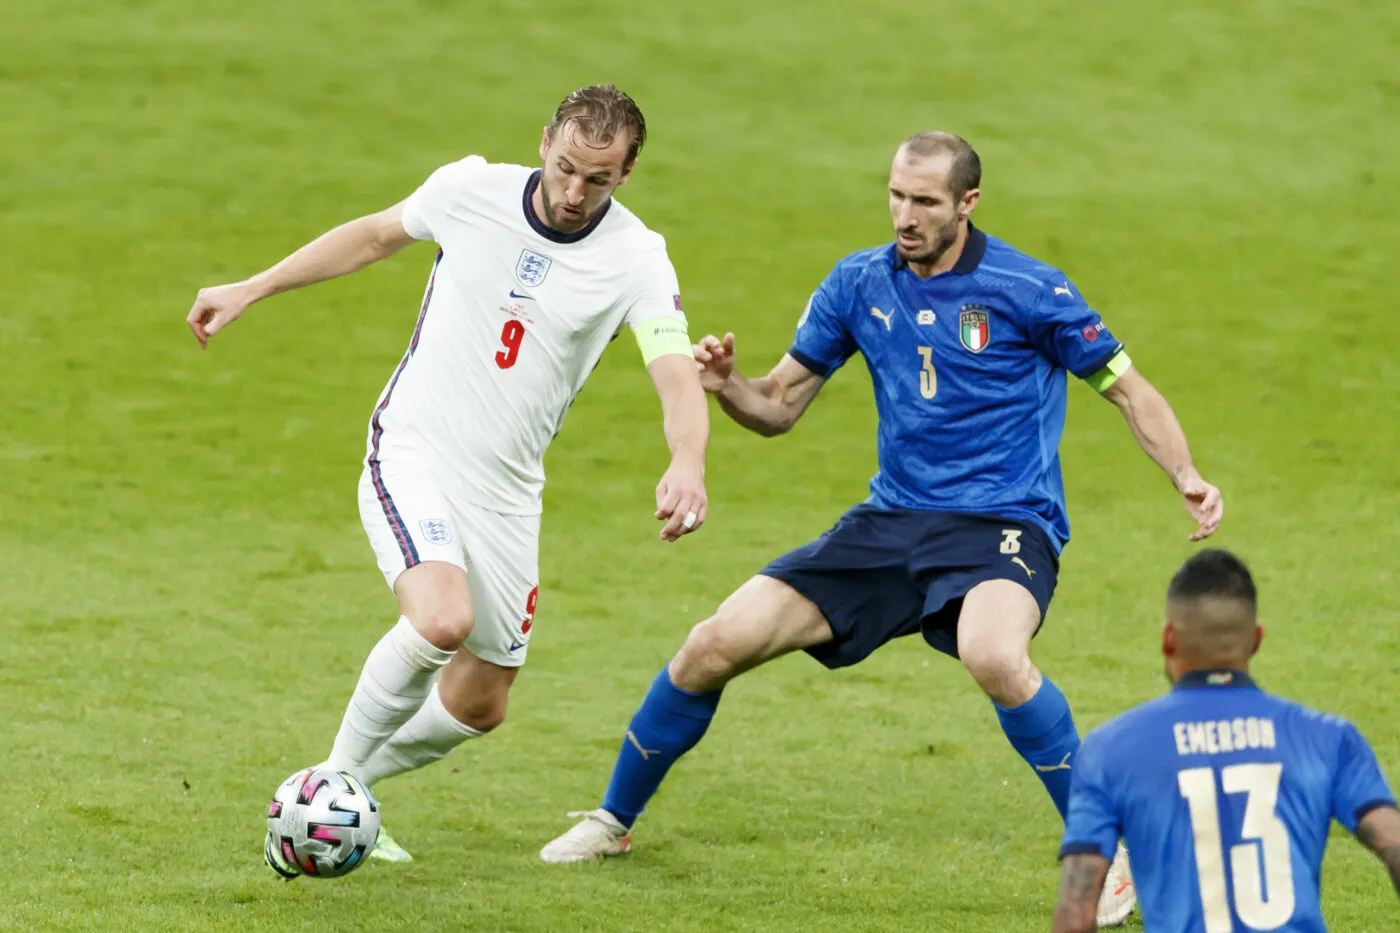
[[535, 123, 633, 233], [888, 150, 979, 268]]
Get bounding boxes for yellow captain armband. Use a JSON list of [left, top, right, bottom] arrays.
[[635, 319, 693, 366], [1084, 350, 1133, 393]]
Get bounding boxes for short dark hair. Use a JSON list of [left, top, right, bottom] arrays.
[[547, 84, 647, 167], [1167, 549, 1257, 608], [900, 131, 981, 199]]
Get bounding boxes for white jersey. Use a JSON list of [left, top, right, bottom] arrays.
[[367, 156, 686, 515]]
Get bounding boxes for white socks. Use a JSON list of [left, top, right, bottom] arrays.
[[326, 617, 454, 774], [359, 683, 484, 785]]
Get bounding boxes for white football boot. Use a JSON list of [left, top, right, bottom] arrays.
[[539, 809, 632, 863], [1096, 843, 1136, 927]]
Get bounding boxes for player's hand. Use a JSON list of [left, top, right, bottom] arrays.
[[655, 456, 707, 542], [187, 282, 258, 349], [1178, 472, 1223, 541], [693, 332, 736, 394]]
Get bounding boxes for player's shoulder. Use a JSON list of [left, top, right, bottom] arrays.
[[974, 231, 1080, 308], [1083, 693, 1175, 747], [1077, 692, 1189, 772], [597, 197, 669, 255], [435, 154, 517, 179], [817, 243, 895, 294], [833, 243, 895, 270], [419, 155, 530, 200], [1264, 692, 1364, 742]]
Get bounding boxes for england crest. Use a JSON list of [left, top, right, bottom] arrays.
[[515, 249, 553, 288], [959, 307, 990, 353], [419, 519, 453, 546]]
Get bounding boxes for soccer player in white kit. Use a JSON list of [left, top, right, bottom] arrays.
[[185, 86, 709, 868]]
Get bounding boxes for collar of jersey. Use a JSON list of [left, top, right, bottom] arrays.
[[1174, 668, 1258, 690], [522, 169, 611, 244], [890, 221, 987, 276]]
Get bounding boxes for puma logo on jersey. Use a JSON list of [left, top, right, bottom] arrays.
[[626, 731, 660, 761], [1011, 556, 1036, 579], [1034, 752, 1073, 773], [870, 307, 894, 331], [1054, 282, 1073, 297]]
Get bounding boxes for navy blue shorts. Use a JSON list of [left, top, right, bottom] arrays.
[[760, 504, 1059, 669]]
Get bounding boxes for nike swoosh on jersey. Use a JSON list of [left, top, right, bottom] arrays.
[[509, 289, 534, 300]]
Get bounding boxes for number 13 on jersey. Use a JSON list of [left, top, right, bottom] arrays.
[[1178, 762, 1296, 931]]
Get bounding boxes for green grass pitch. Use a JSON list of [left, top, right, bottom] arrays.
[[3, 1, 1399, 930]]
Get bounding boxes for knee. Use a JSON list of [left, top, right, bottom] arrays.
[[670, 616, 743, 692], [414, 604, 474, 651], [961, 645, 1033, 706]]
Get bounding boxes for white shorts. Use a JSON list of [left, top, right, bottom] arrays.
[[358, 459, 540, 668]]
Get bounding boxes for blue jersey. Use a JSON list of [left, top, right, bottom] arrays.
[[789, 225, 1124, 550], [1062, 670, 1396, 932]]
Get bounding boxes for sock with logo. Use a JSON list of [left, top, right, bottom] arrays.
[[994, 675, 1080, 820], [357, 683, 485, 785], [325, 616, 455, 773], [600, 667, 722, 829]]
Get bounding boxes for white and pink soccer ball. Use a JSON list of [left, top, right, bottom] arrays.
[[265, 768, 380, 879]]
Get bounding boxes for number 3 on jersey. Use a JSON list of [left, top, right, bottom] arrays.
[[496, 320, 526, 369], [1178, 763, 1296, 931], [917, 346, 937, 399]]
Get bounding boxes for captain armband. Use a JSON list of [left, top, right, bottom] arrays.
[[1084, 350, 1133, 393], [635, 319, 693, 366]]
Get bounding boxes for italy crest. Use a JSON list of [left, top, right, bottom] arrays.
[[959, 307, 990, 353]]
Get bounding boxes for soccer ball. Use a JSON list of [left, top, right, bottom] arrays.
[[265, 767, 380, 879]]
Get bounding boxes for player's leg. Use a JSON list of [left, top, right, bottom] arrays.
[[956, 578, 1081, 818], [325, 466, 474, 777], [358, 502, 535, 787], [602, 575, 833, 818], [539, 575, 833, 862], [360, 650, 518, 786], [952, 561, 1136, 924]]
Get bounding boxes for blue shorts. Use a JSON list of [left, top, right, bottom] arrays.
[[760, 504, 1059, 669]]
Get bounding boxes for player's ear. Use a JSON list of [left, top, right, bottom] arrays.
[[1161, 620, 1176, 658], [539, 127, 551, 161], [1250, 623, 1264, 658], [616, 162, 633, 187], [959, 187, 981, 220]]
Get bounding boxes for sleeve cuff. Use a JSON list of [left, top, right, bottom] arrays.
[[399, 197, 433, 241], [1058, 841, 1115, 862], [1352, 799, 1399, 828], [1080, 348, 1131, 392], [788, 347, 833, 378]]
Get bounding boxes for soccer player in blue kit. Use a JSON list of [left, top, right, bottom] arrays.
[[543, 131, 1223, 925], [1054, 550, 1400, 932]]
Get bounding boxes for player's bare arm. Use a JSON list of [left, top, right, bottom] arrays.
[[186, 202, 417, 348], [1051, 853, 1111, 933], [647, 353, 710, 542], [1101, 365, 1223, 541], [1356, 805, 1400, 898], [693, 332, 826, 437]]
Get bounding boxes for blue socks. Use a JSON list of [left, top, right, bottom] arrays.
[[994, 676, 1080, 820], [601, 667, 722, 828]]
